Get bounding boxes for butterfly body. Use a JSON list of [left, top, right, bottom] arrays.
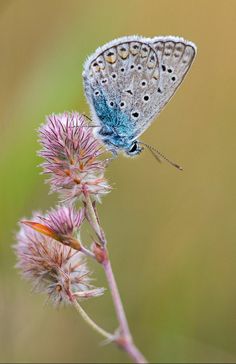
[[83, 35, 196, 156]]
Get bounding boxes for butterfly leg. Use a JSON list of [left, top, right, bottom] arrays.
[[103, 148, 118, 167]]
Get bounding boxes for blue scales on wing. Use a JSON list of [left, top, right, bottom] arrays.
[[83, 36, 160, 151]]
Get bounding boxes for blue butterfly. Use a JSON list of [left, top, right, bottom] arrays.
[[83, 35, 196, 166]]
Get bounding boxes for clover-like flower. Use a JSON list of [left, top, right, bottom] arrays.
[[39, 112, 111, 203], [15, 211, 104, 305]]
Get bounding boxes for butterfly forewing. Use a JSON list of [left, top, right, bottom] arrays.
[[83, 37, 162, 129]]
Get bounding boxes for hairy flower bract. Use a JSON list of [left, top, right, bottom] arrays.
[[39, 112, 111, 202]]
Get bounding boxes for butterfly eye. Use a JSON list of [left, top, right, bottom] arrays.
[[129, 141, 138, 153], [126, 141, 143, 156]]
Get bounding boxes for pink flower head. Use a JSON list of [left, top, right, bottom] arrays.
[[15, 212, 104, 305], [22, 206, 84, 250], [39, 205, 84, 244], [39, 112, 111, 203]]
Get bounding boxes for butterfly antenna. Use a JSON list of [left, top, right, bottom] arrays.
[[82, 114, 101, 127], [82, 113, 92, 122], [139, 142, 183, 171]]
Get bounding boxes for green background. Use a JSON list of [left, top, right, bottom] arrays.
[[1, 0, 236, 362]]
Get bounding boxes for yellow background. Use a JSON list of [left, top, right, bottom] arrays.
[[1, 0, 236, 362]]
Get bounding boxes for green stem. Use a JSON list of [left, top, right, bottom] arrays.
[[84, 193, 104, 244], [72, 299, 114, 341]]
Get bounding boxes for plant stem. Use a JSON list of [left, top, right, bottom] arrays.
[[103, 259, 147, 363], [80, 245, 96, 259], [85, 193, 104, 244], [84, 194, 148, 363], [72, 298, 114, 341], [102, 258, 131, 340], [121, 340, 148, 364]]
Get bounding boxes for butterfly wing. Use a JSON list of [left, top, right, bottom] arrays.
[[133, 36, 196, 138], [83, 36, 162, 139], [83, 36, 196, 146]]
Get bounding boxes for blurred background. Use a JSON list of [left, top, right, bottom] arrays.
[[1, 0, 236, 362]]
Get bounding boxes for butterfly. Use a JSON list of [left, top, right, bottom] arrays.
[[83, 35, 196, 164]]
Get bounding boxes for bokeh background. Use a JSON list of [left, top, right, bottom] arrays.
[[1, 0, 236, 362]]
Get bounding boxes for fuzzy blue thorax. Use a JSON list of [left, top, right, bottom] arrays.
[[92, 89, 136, 151]]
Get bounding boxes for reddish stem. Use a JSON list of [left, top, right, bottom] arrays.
[[103, 258, 147, 363], [85, 195, 148, 363]]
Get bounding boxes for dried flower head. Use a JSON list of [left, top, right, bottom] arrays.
[[15, 212, 104, 305], [39, 112, 111, 203]]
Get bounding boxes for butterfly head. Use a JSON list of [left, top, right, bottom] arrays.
[[125, 140, 143, 157]]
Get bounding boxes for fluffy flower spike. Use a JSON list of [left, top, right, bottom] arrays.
[[38, 112, 111, 203], [15, 212, 104, 305]]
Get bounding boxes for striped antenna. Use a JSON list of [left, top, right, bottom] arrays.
[[139, 142, 183, 171]]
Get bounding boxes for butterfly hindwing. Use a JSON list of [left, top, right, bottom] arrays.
[[133, 37, 196, 137], [152, 37, 196, 109]]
